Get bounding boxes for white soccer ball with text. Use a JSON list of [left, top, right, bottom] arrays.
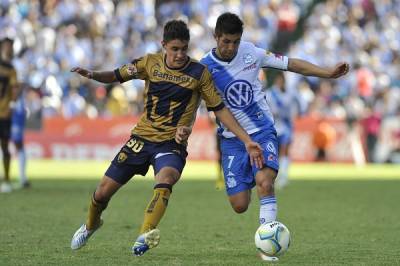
[[255, 221, 291, 257]]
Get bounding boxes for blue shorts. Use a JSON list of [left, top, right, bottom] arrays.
[[11, 123, 25, 143], [105, 135, 188, 185], [220, 130, 279, 196]]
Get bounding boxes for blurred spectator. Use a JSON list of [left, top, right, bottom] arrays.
[[0, 0, 311, 119], [361, 105, 381, 163], [312, 120, 336, 161], [1, 0, 399, 165]]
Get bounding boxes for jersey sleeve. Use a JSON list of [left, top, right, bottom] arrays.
[[114, 55, 148, 83], [199, 68, 225, 111], [255, 46, 288, 70]]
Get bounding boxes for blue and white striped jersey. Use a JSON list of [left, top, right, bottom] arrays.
[[201, 41, 288, 138]]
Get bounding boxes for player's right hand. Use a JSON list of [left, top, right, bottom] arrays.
[[245, 141, 265, 169], [71, 67, 93, 79]]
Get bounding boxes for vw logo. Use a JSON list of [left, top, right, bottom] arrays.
[[224, 80, 253, 108]]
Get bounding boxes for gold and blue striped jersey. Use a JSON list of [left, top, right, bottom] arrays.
[[0, 60, 17, 119], [114, 52, 224, 142]]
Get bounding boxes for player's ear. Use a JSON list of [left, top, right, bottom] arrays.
[[161, 41, 166, 49]]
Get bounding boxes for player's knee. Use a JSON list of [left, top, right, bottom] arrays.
[[257, 180, 274, 195], [156, 167, 181, 185], [231, 203, 249, 213], [94, 189, 110, 203]]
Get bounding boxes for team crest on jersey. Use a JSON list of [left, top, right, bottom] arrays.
[[226, 177, 237, 188], [243, 53, 254, 65], [117, 152, 128, 163], [224, 80, 253, 108], [266, 142, 276, 155], [126, 64, 137, 76]]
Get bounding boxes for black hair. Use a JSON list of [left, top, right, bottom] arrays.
[[163, 20, 190, 42], [215, 12, 243, 37], [0, 37, 13, 47]]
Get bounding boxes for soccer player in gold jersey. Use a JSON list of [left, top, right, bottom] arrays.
[[70, 20, 265, 256], [0, 38, 18, 193]]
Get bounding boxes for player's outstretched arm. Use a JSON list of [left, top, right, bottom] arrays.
[[71, 67, 117, 83], [214, 107, 265, 169], [287, 59, 349, 79]]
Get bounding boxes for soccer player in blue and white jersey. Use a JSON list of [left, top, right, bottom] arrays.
[[178, 12, 349, 261], [264, 72, 306, 189]]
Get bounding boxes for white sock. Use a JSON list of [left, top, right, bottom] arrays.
[[18, 149, 27, 184], [259, 196, 277, 224], [278, 156, 290, 185]]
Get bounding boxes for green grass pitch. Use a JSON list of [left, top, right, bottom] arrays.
[[1, 160, 400, 265]]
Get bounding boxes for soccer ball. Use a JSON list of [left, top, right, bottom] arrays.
[[255, 221, 291, 257]]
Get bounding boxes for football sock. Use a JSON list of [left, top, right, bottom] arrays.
[[139, 183, 172, 234], [279, 156, 290, 184], [86, 193, 108, 230], [18, 149, 27, 184], [259, 195, 277, 224], [3, 150, 10, 181]]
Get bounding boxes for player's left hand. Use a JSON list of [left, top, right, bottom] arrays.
[[245, 141, 265, 169], [175, 126, 192, 144], [329, 62, 350, 78]]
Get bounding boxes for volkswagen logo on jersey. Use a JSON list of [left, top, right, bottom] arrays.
[[224, 80, 254, 108]]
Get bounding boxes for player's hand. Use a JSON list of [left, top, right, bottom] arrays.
[[245, 141, 265, 169], [329, 62, 350, 78], [175, 126, 192, 144], [70, 67, 93, 79]]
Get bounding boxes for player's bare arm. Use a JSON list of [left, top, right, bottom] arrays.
[[213, 107, 265, 169], [70, 67, 117, 83], [287, 59, 349, 79]]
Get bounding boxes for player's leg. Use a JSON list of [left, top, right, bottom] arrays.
[[0, 119, 12, 193], [139, 166, 180, 234], [252, 131, 280, 261], [71, 136, 146, 250], [220, 138, 254, 213], [133, 166, 180, 256], [228, 189, 252, 213], [253, 132, 279, 224], [255, 167, 278, 224], [13, 140, 29, 188], [71, 175, 122, 250], [11, 112, 29, 188], [276, 142, 290, 189], [133, 142, 187, 256]]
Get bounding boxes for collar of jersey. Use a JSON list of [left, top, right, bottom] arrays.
[[163, 53, 191, 71], [211, 48, 237, 65]]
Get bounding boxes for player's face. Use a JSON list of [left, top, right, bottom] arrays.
[[215, 33, 241, 60], [162, 39, 189, 69], [0, 41, 13, 62]]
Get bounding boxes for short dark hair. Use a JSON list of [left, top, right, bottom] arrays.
[[163, 20, 190, 42], [215, 12, 243, 37], [0, 37, 13, 47]]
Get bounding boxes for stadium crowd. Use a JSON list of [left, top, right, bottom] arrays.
[[0, 0, 399, 161]]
